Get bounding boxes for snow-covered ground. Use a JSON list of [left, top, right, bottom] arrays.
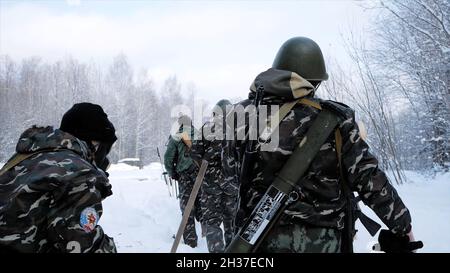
[[1, 162, 448, 252], [101, 163, 208, 253], [101, 164, 450, 253], [353, 170, 450, 253]]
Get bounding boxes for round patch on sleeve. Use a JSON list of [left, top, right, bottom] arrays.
[[80, 207, 98, 233]]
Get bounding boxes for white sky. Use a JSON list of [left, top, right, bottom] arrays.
[[0, 0, 372, 105]]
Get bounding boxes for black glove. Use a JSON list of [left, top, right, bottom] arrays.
[[377, 229, 423, 253], [171, 172, 180, 181]]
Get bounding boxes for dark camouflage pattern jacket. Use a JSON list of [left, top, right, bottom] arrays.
[[191, 121, 222, 168], [191, 121, 239, 196], [222, 68, 412, 235], [0, 126, 116, 253]]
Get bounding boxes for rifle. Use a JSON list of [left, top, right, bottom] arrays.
[[173, 178, 179, 199], [157, 147, 173, 198], [171, 160, 208, 252], [238, 83, 264, 210]]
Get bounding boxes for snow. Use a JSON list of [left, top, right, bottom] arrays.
[[101, 163, 208, 253], [354, 171, 450, 253], [118, 158, 141, 162], [108, 163, 141, 172]]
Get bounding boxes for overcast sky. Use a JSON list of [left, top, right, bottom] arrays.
[[0, 0, 371, 105]]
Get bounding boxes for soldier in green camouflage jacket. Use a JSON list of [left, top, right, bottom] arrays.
[[223, 37, 417, 253], [0, 103, 117, 253], [164, 115, 203, 248]]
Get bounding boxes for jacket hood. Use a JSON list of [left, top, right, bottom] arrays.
[[249, 68, 315, 100], [16, 126, 93, 160]]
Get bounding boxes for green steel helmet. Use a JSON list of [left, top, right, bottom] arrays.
[[272, 37, 328, 81], [216, 99, 231, 109], [213, 99, 232, 116]]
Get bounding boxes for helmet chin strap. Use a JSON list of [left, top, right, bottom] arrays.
[[309, 81, 321, 96], [314, 81, 322, 92]]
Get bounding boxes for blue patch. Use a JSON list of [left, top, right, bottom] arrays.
[[80, 207, 98, 233]]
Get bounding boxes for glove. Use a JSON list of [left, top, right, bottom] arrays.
[[171, 172, 180, 181], [377, 229, 423, 253]]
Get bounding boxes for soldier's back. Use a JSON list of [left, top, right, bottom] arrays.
[[0, 126, 112, 252]]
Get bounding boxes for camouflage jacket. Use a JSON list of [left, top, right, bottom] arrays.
[[164, 126, 198, 177], [0, 126, 116, 253], [222, 68, 412, 235], [191, 121, 239, 195]]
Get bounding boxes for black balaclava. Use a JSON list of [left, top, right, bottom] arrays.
[[60, 102, 117, 172]]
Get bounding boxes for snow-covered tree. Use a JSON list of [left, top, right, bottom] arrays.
[[372, 0, 450, 171], [0, 54, 194, 165]]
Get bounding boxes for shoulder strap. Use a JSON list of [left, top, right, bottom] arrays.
[[1, 153, 32, 176], [299, 97, 322, 110], [334, 129, 350, 204], [0, 152, 42, 176], [0, 148, 72, 177], [272, 108, 340, 193], [335, 127, 355, 253], [260, 97, 322, 142]]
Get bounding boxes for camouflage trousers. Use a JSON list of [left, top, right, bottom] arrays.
[[178, 166, 203, 247], [258, 223, 342, 253], [200, 168, 239, 253]]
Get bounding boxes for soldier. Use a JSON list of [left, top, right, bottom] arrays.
[[223, 37, 422, 253], [164, 114, 203, 248], [0, 103, 117, 253], [191, 100, 239, 253]]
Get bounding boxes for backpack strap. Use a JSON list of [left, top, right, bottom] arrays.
[[179, 131, 200, 169], [180, 132, 192, 149]]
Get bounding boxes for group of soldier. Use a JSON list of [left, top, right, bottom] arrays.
[[164, 100, 237, 252], [0, 36, 423, 253]]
